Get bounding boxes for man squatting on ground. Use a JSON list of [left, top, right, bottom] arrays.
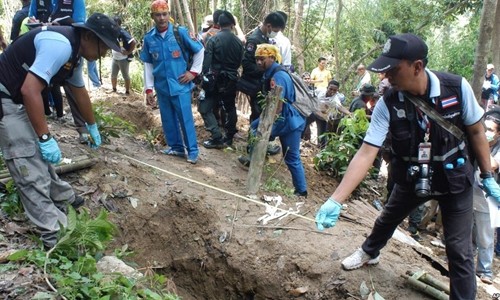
[[0, 13, 121, 248], [314, 33, 500, 299]]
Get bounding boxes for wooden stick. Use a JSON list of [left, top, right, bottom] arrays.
[[247, 87, 282, 195], [234, 224, 333, 236]]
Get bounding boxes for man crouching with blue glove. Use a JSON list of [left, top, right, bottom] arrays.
[[0, 13, 120, 249], [315, 33, 500, 300]]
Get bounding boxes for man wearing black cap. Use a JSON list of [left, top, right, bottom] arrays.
[[314, 33, 500, 299], [348, 84, 376, 114], [200, 10, 243, 148], [0, 12, 120, 249]]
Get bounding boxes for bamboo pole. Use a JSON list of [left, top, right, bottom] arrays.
[[246, 87, 282, 195], [0, 158, 98, 185], [410, 270, 450, 295], [402, 274, 449, 300]]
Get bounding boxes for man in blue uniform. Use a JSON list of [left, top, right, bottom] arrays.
[[141, 0, 204, 164], [0, 13, 120, 248], [239, 44, 307, 197], [315, 33, 500, 300]]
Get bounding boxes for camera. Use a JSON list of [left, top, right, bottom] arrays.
[[408, 164, 433, 198]]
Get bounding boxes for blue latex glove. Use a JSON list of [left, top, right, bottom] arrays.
[[482, 177, 500, 202], [38, 137, 61, 164], [315, 197, 342, 231], [85, 123, 101, 149]]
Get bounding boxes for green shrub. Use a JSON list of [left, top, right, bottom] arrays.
[[93, 102, 136, 143], [314, 109, 370, 178]]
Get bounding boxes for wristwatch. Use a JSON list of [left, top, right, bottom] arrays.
[[480, 171, 494, 179], [39, 133, 51, 143]]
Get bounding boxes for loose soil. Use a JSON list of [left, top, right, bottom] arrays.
[[0, 89, 497, 299]]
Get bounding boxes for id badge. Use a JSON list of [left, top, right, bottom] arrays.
[[418, 142, 431, 163]]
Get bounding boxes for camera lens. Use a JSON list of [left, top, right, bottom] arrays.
[[415, 178, 431, 198]]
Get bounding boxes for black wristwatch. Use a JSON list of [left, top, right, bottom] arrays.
[[480, 171, 494, 179], [39, 133, 51, 143]]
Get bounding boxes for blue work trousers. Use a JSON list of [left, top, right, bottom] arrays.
[[157, 91, 198, 159], [251, 118, 307, 193]]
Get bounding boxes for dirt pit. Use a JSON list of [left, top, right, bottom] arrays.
[[1, 89, 497, 299]]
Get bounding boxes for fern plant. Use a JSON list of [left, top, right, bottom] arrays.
[[0, 179, 24, 218]]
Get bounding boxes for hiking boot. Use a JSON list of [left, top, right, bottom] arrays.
[[71, 195, 84, 210], [79, 132, 90, 144], [238, 155, 251, 167], [203, 138, 224, 149], [267, 144, 281, 156], [341, 248, 380, 270], [294, 190, 308, 197], [223, 137, 233, 147], [407, 225, 418, 235]]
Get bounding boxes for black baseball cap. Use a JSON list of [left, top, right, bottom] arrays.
[[367, 33, 428, 73], [360, 84, 376, 95], [73, 13, 121, 52]]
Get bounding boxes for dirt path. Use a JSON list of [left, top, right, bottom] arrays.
[[0, 90, 496, 299]]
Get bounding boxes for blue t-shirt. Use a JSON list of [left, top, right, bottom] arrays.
[[30, 30, 84, 87]]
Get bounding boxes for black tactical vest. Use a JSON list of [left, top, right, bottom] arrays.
[[385, 71, 474, 194], [35, 0, 52, 23], [50, 0, 74, 23], [0, 26, 81, 104]]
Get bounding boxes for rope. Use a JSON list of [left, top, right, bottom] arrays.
[[109, 149, 316, 223]]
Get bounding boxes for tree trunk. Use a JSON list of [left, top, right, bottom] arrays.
[[247, 87, 282, 195], [333, 0, 342, 79], [292, 0, 305, 74], [471, 0, 498, 102], [191, 0, 197, 34], [172, 0, 185, 25], [181, 0, 195, 32], [492, 1, 500, 69]]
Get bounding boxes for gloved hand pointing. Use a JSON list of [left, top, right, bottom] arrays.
[[482, 177, 500, 202], [38, 137, 61, 164], [315, 197, 342, 231], [85, 123, 101, 149]]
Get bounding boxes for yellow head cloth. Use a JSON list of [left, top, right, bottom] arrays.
[[255, 44, 282, 64], [151, 0, 169, 13]]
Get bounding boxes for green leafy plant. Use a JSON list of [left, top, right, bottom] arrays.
[[7, 208, 182, 299], [93, 102, 136, 143], [314, 109, 370, 178], [0, 179, 24, 218], [144, 128, 161, 151], [129, 60, 145, 93]]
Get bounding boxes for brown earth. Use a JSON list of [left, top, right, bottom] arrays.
[[0, 88, 497, 299]]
